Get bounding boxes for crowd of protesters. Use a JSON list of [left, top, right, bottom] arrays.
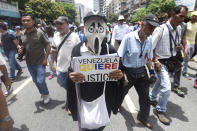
[[0, 4, 197, 131]]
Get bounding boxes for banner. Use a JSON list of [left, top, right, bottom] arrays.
[[73, 54, 120, 82], [175, 0, 196, 11]]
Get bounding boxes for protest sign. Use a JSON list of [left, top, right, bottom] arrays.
[[73, 54, 120, 82]]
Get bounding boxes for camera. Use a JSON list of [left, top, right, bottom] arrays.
[[17, 47, 25, 62]]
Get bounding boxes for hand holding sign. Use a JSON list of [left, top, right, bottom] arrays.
[[109, 70, 123, 80], [69, 72, 85, 83]]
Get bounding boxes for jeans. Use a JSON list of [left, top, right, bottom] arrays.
[[57, 71, 68, 89], [125, 67, 150, 122], [27, 64, 49, 95], [173, 68, 181, 87], [183, 44, 195, 74], [149, 65, 171, 112], [5, 50, 22, 80]]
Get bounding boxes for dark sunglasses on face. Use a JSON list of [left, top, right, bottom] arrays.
[[55, 22, 64, 25]]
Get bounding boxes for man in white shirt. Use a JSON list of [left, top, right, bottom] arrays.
[[150, 5, 188, 125], [51, 16, 80, 114], [111, 15, 130, 50]]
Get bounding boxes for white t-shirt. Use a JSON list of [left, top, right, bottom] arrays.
[[52, 32, 80, 72], [112, 24, 130, 41]]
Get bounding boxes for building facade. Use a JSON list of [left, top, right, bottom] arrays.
[[0, 0, 20, 25], [107, 0, 148, 19], [93, 0, 100, 11]]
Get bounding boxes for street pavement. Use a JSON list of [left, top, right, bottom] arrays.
[[4, 58, 197, 131]]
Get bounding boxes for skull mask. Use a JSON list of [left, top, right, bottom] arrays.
[[84, 12, 106, 55]]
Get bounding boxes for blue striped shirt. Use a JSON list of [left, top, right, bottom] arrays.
[[118, 30, 153, 68]]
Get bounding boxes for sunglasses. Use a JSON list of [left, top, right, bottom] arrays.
[[55, 22, 64, 25]]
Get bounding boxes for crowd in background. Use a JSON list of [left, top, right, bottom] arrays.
[[0, 5, 197, 131]]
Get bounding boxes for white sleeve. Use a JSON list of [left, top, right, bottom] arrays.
[[111, 26, 116, 46], [0, 53, 6, 65], [152, 26, 164, 49], [51, 36, 57, 52], [74, 33, 80, 45]]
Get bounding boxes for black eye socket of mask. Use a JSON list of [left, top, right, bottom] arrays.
[[88, 22, 95, 33], [98, 23, 104, 33]]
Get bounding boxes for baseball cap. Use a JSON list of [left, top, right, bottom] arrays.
[[55, 16, 68, 23], [118, 15, 124, 21], [79, 23, 84, 27], [15, 26, 20, 29], [0, 22, 7, 30], [3, 22, 8, 26], [142, 14, 159, 27]]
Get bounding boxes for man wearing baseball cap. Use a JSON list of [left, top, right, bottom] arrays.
[[51, 16, 80, 114], [118, 13, 159, 129]]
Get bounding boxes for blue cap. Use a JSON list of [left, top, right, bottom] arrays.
[[3, 22, 8, 26]]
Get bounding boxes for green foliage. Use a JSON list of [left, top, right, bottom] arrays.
[[130, 8, 147, 23], [147, 0, 176, 16], [108, 13, 119, 23], [56, 2, 77, 23], [129, 0, 176, 23], [25, 0, 66, 21]]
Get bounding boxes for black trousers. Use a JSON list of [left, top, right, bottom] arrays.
[[125, 68, 150, 122]]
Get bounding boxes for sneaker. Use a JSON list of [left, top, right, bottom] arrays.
[[194, 79, 197, 89], [66, 109, 72, 116], [4, 86, 13, 96], [190, 57, 195, 61], [43, 95, 51, 104], [183, 72, 192, 80], [40, 95, 44, 102], [10, 79, 16, 83], [172, 87, 184, 97], [155, 111, 170, 125], [150, 100, 158, 107], [48, 74, 53, 80]]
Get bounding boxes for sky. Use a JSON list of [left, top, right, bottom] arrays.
[[75, 0, 94, 10]]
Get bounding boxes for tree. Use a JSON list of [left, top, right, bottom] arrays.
[[56, 2, 77, 23], [108, 13, 119, 23], [130, 8, 147, 23], [25, 0, 66, 21], [129, 0, 176, 23], [147, 0, 176, 16]]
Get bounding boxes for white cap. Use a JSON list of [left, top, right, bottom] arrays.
[[118, 15, 124, 20], [79, 23, 84, 27]]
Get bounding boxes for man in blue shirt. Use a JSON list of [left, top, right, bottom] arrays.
[[118, 14, 159, 130], [78, 23, 86, 42], [0, 22, 22, 82]]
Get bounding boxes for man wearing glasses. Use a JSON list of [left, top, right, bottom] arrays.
[[51, 16, 80, 114], [118, 14, 159, 130]]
